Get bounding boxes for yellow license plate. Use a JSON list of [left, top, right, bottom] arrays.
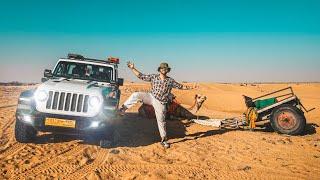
[[45, 118, 76, 128]]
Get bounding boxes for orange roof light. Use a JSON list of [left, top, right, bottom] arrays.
[[107, 57, 120, 64]]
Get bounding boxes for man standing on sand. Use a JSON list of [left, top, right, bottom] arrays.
[[119, 61, 193, 148]]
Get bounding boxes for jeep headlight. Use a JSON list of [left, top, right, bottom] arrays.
[[35, 90, 48, 102], [89, 96, 102, 112]]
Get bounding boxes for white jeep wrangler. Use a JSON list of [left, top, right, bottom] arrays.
[[15, 54, 123, 147]]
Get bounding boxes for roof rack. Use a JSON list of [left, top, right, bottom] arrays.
[[67, 53, 84, 60], [66, 53, 120, 64]]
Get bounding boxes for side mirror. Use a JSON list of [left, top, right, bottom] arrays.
[[44, 69, 52, 78], [117, 78, 124, 86], [41, 77, 48, 82]]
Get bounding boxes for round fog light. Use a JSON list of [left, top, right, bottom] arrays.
[[23, 115, 32, 123], [90, 121, 100, 128]]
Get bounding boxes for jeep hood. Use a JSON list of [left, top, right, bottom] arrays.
[[37, 78, 112, 94]]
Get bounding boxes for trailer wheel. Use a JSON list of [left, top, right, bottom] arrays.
[[270, 105, 306, 135]]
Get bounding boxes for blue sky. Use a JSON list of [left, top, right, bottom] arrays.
[[0, 0, 320, 82]]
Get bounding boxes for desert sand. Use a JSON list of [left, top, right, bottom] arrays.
[[0, 83, 319, 179]]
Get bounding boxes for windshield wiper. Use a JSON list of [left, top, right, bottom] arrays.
[[87, 81, 98, 89]]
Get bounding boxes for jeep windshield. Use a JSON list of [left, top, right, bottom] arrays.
[[53, 61, 114, 83]]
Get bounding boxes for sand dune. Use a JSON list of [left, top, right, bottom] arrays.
[[0, 83, 319, 179]]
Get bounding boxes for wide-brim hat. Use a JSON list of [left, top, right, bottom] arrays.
[[157, 62, 171, 72]]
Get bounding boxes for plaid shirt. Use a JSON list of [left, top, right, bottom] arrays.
[[138, 73, 183, 104]]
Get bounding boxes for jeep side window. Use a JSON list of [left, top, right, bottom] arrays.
[[68, 64, 77, 76], [55, 63, 66, 76], [85, 65, 92, 77], [104, 68, 113, 81]]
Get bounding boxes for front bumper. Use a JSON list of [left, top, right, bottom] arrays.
[[16, 90, 119, 135], [16, 110, 117, 135]]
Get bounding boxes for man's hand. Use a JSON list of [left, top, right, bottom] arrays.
[[127, 61, 135, 69], [182, 85, 193, 90], [127, 61, 142, 77], [182, 83, 198, 90]]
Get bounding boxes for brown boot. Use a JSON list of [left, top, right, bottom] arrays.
[[118, 105, 128, 116], [160, 137, 170, 148]]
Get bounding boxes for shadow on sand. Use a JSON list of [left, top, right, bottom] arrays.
[[252, 122, 318, 136], [31, 113, 318, 147], [31, 113, 188, 147], [33, 133, 80, 144]]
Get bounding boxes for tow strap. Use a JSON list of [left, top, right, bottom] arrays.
[[192, 117, 245, 129]]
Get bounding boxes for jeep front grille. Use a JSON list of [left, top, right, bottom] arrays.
[[46, 91, 89, 113]]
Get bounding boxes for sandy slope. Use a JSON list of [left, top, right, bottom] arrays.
[[0, 83, 319, 179]]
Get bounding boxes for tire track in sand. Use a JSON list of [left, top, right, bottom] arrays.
[[0, 104, 17, 109], [202, 138, 316, 179], [0, 115, 28, 159], [6, 142, 79, 177], [60, 148, 109, 180], [96, 163, 207, 177], [0, 142, 27, 159], [0, 105, 16, 133], [15, 143, 85, 179], [0, 115, 15, 140]]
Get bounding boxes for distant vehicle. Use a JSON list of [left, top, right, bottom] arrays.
[[15, 54, 123, 147]]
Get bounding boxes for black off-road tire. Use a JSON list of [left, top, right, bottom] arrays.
[[15, 119, 37, 143], [99, 129, 120, 148], [270, 105, 306, 135]]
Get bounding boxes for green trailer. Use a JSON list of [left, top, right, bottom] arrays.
[[243, 87, 315, 135]]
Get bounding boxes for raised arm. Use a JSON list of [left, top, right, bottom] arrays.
[[172, 80, 194, 90], [127, 61, 141, 76], [127, 61, 153, 82]]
